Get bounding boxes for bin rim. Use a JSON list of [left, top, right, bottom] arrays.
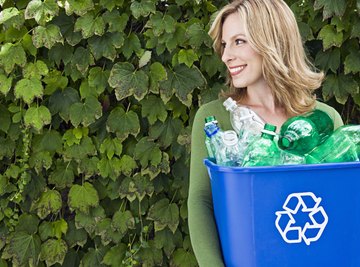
[[204, 158, 360, 173]]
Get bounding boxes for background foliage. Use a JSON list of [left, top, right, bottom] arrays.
[[0, 0, 359, 266]]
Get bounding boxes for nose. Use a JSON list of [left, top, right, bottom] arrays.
[[221, 45, 234, 63]]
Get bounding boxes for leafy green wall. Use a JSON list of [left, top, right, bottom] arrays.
[[0, 0, 359, 266]]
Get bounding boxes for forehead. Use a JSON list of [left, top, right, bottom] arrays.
[[222, 12, 246, 40]]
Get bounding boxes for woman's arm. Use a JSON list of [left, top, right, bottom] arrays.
[[188, 103, 225, 267]]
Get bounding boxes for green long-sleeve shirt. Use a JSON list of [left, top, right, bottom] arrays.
[[188, 98, 343, 267]]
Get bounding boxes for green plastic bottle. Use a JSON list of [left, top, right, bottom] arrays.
[[278, 110, 334, 156], [242, 123, 281, 167], [306, 125, 360, 164], [204, 116, 218, 162]]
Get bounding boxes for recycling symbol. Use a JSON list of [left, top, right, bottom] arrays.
[[275, 192, 328, 245]]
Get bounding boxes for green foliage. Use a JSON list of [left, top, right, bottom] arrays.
[[0, 0, 358, 266]]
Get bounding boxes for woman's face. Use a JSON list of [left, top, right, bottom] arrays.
[[221, 12, 264, 89]]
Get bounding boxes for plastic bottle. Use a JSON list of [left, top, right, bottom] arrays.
[[242, 123, 281, 167], [217, 130, 244, 166], [278, 110, 334, 156], [306, 125, 360, 164], [223, 97, 265, 146], [204, 116, 218, 162], [280, 150, 305, 165], [204, 123, 223, 164]]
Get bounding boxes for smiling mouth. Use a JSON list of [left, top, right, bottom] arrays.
[[229, 65, 245, 76]]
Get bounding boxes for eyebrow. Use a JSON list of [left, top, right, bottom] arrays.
[[221, 33, 246, 42]]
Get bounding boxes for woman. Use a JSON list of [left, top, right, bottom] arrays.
[[188, 0, 343, 266]]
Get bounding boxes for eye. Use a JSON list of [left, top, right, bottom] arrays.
[[221, 42, 226, 48], [235, 39, 245, 45]]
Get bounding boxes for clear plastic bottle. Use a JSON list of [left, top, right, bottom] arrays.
[[278, 110, 334, 156], [242, 123, 281, 167], [204, 116, 218, 162], [223, 97, 265, 147], [217, 130, 243, 166], [306, 125, 360, 164]]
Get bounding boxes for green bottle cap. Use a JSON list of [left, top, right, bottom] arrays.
[[205, 116, 216, 123], [281, 137, 291, 148], [263, 123, 276, 132]]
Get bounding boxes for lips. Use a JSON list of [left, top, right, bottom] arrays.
[[229, 65, 245, 76]]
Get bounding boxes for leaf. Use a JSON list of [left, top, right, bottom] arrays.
[[32, 189, 62, 219], [49, 161, 75, 189], [0, 7, 20, 25], [186, 22, 211, 48], [178, 49, 199, 68], [0, 43, 26, 74], [64, 0, 94, 16], [112, 210, 135, 236], [139, 50, 152, 68], [24, 106, 51, 131], [64, 220, 88, 248], [0, 73, 13, 96], [68, 182, 99, 214], [48, 87, 80, 121], [119, 155, 137, 176], [69, 96, 102, 127], [102, 244, 127, 266], [74, 12, 105, 38], [16, 214, 40, 235], [29, 151, 53, 173], [102, 11, 128, 33], [14, 78, 43, 104], [48, 43, 73, 66], [32, 24, 63, 49], [160, 65, 206, 106], [71, 47, 94, 74], [154, 229, 182, 259], [108, 62, 149, 101], [106, 106, 140, 140], [88, 67, 110, 93], [119, 173, 154, 201], [344, 50, 360, 74], [146, 12, 176, 36], [79, 246, 108, 267], [200, 54, 225, 77], [7, 232, 41, 266], [314, 0, 347, 20], [170, 248, 198, 267], [314, 48, 340, 73], [97, 157, 121, 181], [100, 137, 123, 159], [39, 219, 67, 240], [322, 74, 359, 104], [134, 137, 162, 168], [121, 32, 143, 59], [149, 118, 183, 148], [40, 239, 68, 266], [318, 24, 343, 50], [43, 70, 69, 95], [0, 104, 11, 133], [63, 136, 97, 160], [100, 0, 124, 11], [25, 0, 59, 25], [147, 198, 179, 233], [23, 60, 49, 79], [130, 0, 156, 19], [149, 62, 167, 93], [75, 206, 106, 235], [141, 95, 167, 124], [88, 32, 124, 61], [137, 240, 163, 266]]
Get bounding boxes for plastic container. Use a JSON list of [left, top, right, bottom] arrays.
[[204, 159, 360, 267]]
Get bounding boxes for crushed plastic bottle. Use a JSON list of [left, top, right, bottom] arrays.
[[223, 97, 265, 147], [217, 130, 244, 166], [204, 122, 223, 164], [242, 123, 281, 167], [278, 110, 334, 156]]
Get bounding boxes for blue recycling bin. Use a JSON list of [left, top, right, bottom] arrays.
[[204, 159, 360, 267]]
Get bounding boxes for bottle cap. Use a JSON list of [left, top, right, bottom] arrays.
[[205, 116, 216, 123], [223, 97, 237, 111], [281, 137, 291, 148], [204, 124, 219, 137], [222, 130, 238, 146], [261, 123, 277, 135]]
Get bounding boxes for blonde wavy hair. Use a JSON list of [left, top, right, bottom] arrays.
[[209, 0, 324, 116]]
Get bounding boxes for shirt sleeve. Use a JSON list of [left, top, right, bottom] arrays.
[[188, 103, 225, 267]]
